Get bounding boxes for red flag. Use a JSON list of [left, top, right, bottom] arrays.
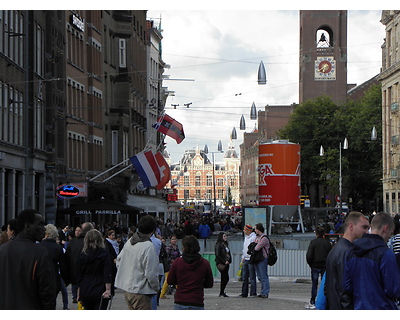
[[153, 114, 185, 144], [154, 152, 171, 190]]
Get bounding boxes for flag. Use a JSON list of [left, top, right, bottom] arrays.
[[153, 114, 185, 144], [130, 151, 160, 188], [154, 152, 171, 190], [130, 150, 171, 190]]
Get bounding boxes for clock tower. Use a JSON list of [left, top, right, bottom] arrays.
[[299, 10, 348, 104]]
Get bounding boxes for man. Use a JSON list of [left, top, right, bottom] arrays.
[[325, 211, 370, 309], [0, 209, 57, 309], [253, 223, 270, 298], [305, 226, 332, 309], [343, 212, 400, 309], [115, 215, 159, 310], [64, 221, 94, 303], [239, 224, 257, 298]]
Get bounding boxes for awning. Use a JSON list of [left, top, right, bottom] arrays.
[[127, 194, 179, 213], [58, 199, 143, 215]]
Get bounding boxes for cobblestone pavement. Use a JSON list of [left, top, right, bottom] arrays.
[[57, 277, 313, 311]]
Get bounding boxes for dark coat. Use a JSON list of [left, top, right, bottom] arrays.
[[324, 237, 354, 309], [65, 235, 85, 285], [306, 236, 332, 269], [0, 234, 57, 309], [77, 247, 112, 304], [40, 238, 68, 293], [343, 234, 400, 309], [104, 239, 118, 295], [215, 242, 232, 265]]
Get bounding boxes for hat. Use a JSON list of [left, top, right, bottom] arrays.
[[244, 224, 253, 231]]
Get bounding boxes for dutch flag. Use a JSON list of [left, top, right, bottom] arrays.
[[130, 151, 161, 188]]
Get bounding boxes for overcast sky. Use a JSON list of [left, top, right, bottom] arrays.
[[146, 9, 385, 164]]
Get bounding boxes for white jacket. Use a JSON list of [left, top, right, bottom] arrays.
[[115, 240, 159, 294], [242, 232, 257, 260]]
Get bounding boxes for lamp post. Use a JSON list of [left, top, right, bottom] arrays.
[[204, 141, 223, 214], [320, 137, 348, 215]]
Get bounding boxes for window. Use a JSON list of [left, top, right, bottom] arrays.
[[184, 174, 189, 187], [195, 173, 201, 186], [119, 38, 126, 68], [206, 173, 212, 186], [111, 130, 118, 165]]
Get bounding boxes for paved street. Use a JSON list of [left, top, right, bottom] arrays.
[[57, 277, 313, 311]]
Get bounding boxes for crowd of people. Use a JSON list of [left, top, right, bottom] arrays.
[[0, 209, 251, 310]]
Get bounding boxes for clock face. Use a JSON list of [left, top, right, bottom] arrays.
[[314, 57, 336, 80]]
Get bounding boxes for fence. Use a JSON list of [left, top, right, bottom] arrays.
[[177, 236, 311, 280]]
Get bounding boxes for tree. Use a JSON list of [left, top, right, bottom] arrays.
[[279, 85, 382, 212]]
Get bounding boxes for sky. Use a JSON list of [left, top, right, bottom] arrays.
[[146, 9, 385, 164]]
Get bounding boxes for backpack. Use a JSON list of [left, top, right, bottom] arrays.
[[267, 237, 277, 266]]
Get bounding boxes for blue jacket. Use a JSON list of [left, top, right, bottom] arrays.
[[343, 233, 400, 309], [198, 224, 211, 239]]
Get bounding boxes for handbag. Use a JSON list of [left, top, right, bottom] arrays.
[[217, 263, 226, 272]]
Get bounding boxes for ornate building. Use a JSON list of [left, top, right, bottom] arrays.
[[379, 10, 400, 214], [170, 145, 240, 210]]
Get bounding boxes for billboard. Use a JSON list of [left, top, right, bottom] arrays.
[[259, 141, 300, 206]]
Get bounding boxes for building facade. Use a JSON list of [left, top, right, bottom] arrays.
[[170, 145, 240, 210], [0, 10, 170, 227], [379, 10, 400, 214]]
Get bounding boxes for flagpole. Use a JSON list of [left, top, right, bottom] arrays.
[[89, 158, 130, 181], [102, 164, 133, 182]]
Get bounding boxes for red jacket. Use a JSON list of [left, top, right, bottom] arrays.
[[167, 253, 213, 307]]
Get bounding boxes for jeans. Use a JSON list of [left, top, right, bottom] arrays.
[[174, 303, 204, 310], [310, 268, 325, 304], [241, 260, 257, 296], [254, 258, 270, 296]]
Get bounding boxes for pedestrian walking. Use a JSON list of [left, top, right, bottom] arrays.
[[305, 226, 332, 309], [167, 235, 213, 309], [77, 229, 112, 310], [64, 222, 94, 303], [215, 232, 231, 297], [115, 215, 159, 310]]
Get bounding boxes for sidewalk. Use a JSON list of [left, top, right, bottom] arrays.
[[57, 277, 313, 310]]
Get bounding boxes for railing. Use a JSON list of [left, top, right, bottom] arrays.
[[175, 237, 312, 280], [202, 249, 309, 280]]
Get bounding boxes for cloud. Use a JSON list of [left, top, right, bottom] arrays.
[[149, 10, 383, 163]]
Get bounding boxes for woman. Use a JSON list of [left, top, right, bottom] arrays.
[[167, 235, 213, 310], [77, 229, 112, 310], [104, 229, 119, 297], [160, 234, 181, 298], [215, 232, 231, 297]]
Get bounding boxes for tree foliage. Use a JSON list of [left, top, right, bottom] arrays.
[[278, 85, 382, 212]]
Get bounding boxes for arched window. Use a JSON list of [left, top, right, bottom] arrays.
[[316, 26, 333, 48]]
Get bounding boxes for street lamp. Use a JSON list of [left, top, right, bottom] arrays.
[[320, 137, 348, 215], [204, 141, 223, 214]]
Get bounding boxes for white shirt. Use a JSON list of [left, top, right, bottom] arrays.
[[242, 232, 257, 260]]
